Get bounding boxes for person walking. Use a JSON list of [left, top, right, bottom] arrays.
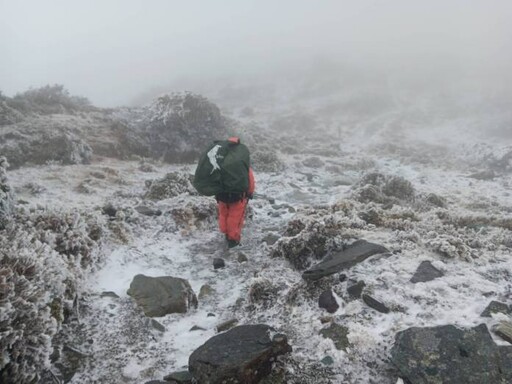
[[193, 137, 255, 248]]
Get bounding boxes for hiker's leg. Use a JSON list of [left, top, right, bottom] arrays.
[[217, 201, 228, 235], [226, 199, 247, 242]]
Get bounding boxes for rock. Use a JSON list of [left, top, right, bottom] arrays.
[[163, 371, 193, 383], [213, 258, 225, 269], [135, 205, 162, 216], [319, 290, 339, 314], [127, 274, 198, 317], [102, 203, 117, 218], [410, 261, 444, 283], [320, 323, 350, 351], [198, 284, 215, 300], [425, 193, 447, 208], [262, 233, 280, 246], [237, 252, 248, 263], [391, 324, 512, 384], [362, 294, 390, 314], [494, 321, 512, 344], [319, 316, 333, 324], [189, 324, 292, 384], [302, 240, 389, 281], [147, 318, 166, 333], [320, 356, 334, 365], [145, 381, 168, 384], [190, 325, 206, 332], [468, 170, 496, 180], [481, 301, 512, 317], [216, 318, 239, 333], [302, 156, 324, 168], [347, 281, 366, 299], [100, 291, 120, 299], [339, 274, 347, 283]]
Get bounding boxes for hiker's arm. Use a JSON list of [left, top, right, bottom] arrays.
[[248, 167, 255, 197]]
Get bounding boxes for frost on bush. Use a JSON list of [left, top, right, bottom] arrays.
[[170, 198, 217, 231], [272, 215, 351, 270], [248, 278, 280, 308], [144, 172, 196, 200], [252, 150, 285, 173], [144, 93, 228, 163], [426, 234, 474, 261], [354, 172, 415, 204], [0, 208, 105, 383], [0, 157, 13, 229]]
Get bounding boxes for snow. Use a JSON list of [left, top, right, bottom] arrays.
[[6, 102, 512, 383]]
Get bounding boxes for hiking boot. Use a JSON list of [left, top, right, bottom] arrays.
[[227, 239, 240, 248]]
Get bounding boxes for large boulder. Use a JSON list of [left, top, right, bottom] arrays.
[[189, 324, 292, 384], [302, 240, 388, 281], [127, 274, 198, 317], [391, 324, 512, 384]]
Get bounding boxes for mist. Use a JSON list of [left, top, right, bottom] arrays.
[[1, 0, 511, 107]]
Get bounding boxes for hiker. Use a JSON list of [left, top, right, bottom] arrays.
[[193, 137, 255, 248]]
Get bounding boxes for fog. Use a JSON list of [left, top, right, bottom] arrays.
[[1, 0, 511, 107]]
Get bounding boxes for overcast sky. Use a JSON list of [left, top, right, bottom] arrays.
[[1, 0, 511, 106]]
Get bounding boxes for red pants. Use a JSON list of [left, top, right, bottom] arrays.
[[217, 199, 247, 242]]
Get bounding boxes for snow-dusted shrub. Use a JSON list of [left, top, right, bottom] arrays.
[[248, 278, 280, 308], [354, 172, 415, 204], [144, 172, 196, 200], [272, 216, 348, 270], [252, 150, 285, 173], [0, 207, 105, 382], [145, 93, 228, 163], [0, 157, 13, 229], [170, 198, 217, 231]]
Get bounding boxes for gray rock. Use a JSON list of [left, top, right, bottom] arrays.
[[319, 290, 339, 314], [362, 294, 390, 314], [198, 284, 215, 300], [320, 356, 334, 365], [302, 240, 389, 281], [127, 274, 198, 317], [319, 323, 350, 351], [147, 318, 166, 333], [468, 170, 496, 180], [163, 370, 193, 383], [347, 281, 366, 299], [410, 261, 444, 283], [135, 205, 162, 216], [481, 301, 512, 317], [493, 321, 512, 344], [216, 318, 238, 333], [213, 258, 225, 269], [391, 324, 512, 384], [262, 233, 280, 246], [237, 252, 248, 263], [189, 324, 292, 384], [190, 325, 206, 332], [100, 291, 120, 299]]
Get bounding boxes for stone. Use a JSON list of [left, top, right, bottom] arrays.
[[189, 324, 292, 384], [320, 323, 350, 351], [237, 252, 248, 263], [216, 318, 239, 333], [362, 294, 390, 314], [303, 240, 389, 281], [468, 170, 496, 180], [338, 273, 347, 282], [102, 203, 117, 218], [321, 356, 334, 365], [100, 291, 120, 299], [190, 325, 206, 332], [494, 321, 512, 344], [319, 290, 339, 314], [213, 258, 225, 269], [147, 318, 166, 333], [347, 281, 366, 299], [135, 205, 162, 216], [145, 381, 168, 384], [163, 370, 193, 383], [481, 301, 512, 317], [127, 274, 198, 317], [262, 233, 280, 246], [410, 261, 444, 283], [198, 284, 215, 300], [391, 324, 512, 384]]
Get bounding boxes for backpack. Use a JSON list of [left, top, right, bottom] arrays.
[[193, 138, 250, 196]]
